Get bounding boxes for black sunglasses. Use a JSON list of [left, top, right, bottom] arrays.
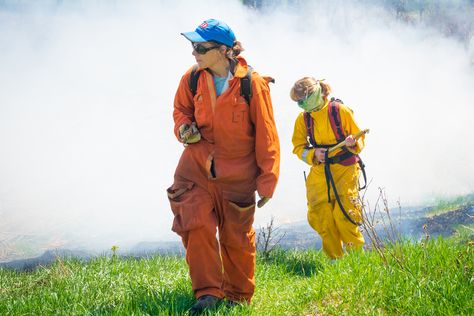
[[192, 43, 220, 55]]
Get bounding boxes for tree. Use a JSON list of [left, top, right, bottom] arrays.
[[256, 216, 286, 260]]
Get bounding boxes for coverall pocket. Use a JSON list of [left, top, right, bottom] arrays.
[[229, 98, 252, 135], [223, 191, 256, 233], [220, 190, 256, 249], [167, 181, 202, 235], [167, 181, 193, 201]]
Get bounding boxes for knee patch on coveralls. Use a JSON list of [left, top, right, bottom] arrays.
[[219, 190, 256, 249], [167, 180, 214, 236]]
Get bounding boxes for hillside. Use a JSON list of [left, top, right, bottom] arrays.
[[267, 203, 474, 251], [1, 202, 472, 271], [1, 235, 473, 315]]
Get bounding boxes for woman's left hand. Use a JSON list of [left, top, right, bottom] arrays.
[[345, 135, 356, 147]]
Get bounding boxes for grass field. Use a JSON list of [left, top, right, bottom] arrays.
[[1, 232, 473, 315], [428, 194, 474, 216]]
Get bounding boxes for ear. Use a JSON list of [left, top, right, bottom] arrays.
[[218, 45, 227, 54]]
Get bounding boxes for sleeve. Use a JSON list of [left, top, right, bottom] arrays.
[[172, 69, 195, 141], [249, 76, 280, 198], [340, 105, 365, 154], [292, 113, 316, 166]]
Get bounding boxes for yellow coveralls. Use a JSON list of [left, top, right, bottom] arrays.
[[292, 100, 365, 259]]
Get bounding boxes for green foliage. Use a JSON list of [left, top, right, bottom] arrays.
[[1, 238, 473, 315], [429, 193, 474, 215]]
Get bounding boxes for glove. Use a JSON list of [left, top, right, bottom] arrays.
[[179, 122, 201, 144], [257, 196, 270, 208]]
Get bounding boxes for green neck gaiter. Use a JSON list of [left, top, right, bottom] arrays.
[[297, 84, 325, 112]]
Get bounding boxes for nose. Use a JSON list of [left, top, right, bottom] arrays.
[[192, 49, 198, 57]]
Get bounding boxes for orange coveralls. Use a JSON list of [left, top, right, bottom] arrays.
[[167, 57, 280, 302]]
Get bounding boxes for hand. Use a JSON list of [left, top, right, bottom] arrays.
[[257, 196, 270, 208], [179, 122, 201, 144], [345, 135, 356, 148], [313, 148, 327, 164], [179, 124, 191, 141]]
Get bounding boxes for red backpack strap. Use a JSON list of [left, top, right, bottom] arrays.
[[328, 99, 358, 166], [303, 112, 317, 147], [328, 100, 345, 142]]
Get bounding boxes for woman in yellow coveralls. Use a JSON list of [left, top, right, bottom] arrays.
[[290, 77, 365, 259]]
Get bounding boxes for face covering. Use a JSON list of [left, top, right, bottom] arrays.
[[297, 83, 325, 112]]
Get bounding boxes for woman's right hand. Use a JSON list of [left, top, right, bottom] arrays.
[[313, 148, 327, 164], [179, 122, 201, 144]]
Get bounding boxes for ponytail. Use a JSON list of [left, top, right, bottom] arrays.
[[226, 41, 244, 58], [319, 80, 332, 98]]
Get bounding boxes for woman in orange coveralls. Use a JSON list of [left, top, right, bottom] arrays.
[[167, 18, 280, 314], [290, 77, 365, 260]]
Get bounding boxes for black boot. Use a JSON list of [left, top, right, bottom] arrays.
[[225, 300, 245, 308], [189, 295, 221, 315]]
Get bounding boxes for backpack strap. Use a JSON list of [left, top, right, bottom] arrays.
[[304, 112, 337, 149], [324, 150, 362, 226], [303, 99, 343, 147], [240, 67, 252, 105], [189, 65, 200, 96], [328, 98, 359, 166], [328, 99, 345, 142], [303, 112, 316, 147], [358, 158, 367, 190], [188, 65, 253, 106], [323, 99, 363, 226]]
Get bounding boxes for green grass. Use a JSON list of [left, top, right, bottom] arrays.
[[1, 236, 473, 315]]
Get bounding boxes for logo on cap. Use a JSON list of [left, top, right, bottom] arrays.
[[199, 22, 209, 29]]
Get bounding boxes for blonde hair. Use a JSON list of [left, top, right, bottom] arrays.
[[290, 77, 332, 102]]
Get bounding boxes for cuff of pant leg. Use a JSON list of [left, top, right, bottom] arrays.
[[195, 288, 225, 299]]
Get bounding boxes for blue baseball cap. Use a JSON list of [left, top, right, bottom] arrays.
[[181, 18, 236, 48]]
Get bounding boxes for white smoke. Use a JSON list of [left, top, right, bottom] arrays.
[[0, 0, 473, 255]]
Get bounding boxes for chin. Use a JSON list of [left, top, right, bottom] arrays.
[[196, 61, 206, 68]]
